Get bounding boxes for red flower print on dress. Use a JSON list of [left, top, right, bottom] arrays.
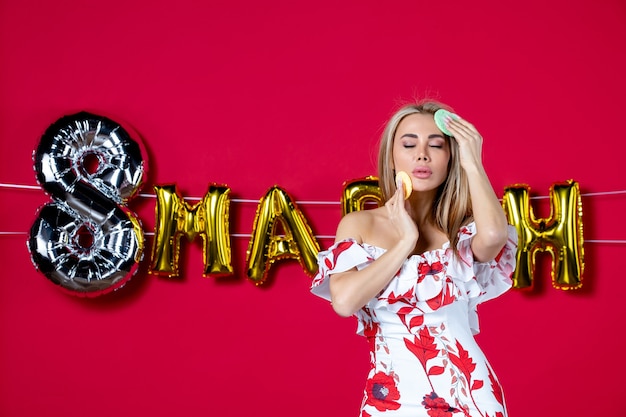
[[449, 341, 476, 386], [422, 392, 460, 416], [363, 320, 379, 352], [487, 365, 505, 407], [387, 287, 415, 305], [417, 260, 445, 284], [404, 326, 438, 370], [365, 371, 401, 411], [419, 260, 444, 276], [363, 320, 379, 338], [325, 240, 354, 269], [426, 280, 456, 310], [395, 305, 425, 334]]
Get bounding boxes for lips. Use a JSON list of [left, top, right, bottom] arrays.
[[412, 167, 432, 179]]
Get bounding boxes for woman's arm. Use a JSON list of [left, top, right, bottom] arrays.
[[328, 186, 418, 317], [446, 117, 509, 262]]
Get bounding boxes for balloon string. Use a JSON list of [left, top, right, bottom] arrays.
[[137, 193, 340, 205], [3, 182, 626, 204], [138, 194, 341, 204], [0, 183, 40, 190], [527, 189, 626, 200], [0, 230, 337, 239]]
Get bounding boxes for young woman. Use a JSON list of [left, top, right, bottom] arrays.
[[311, 101, 517, 416]]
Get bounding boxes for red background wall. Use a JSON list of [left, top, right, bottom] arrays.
[[1, 1, 625, 416]]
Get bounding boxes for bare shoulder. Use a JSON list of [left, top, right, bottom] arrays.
[[334, 207, 389, 244]]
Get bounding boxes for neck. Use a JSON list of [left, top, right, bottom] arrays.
[[407, 190, 438, 226]]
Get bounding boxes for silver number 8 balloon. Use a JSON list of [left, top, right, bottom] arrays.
[[28, 112, 147, 297]]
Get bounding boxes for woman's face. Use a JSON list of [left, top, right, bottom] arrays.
[[392, 113, 451, 194]]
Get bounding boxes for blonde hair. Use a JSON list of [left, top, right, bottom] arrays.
[[377, 100, 473, 250]]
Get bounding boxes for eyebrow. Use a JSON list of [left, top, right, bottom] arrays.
[[400, 133, 446, 139]]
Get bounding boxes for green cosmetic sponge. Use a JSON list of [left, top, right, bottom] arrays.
[[434, 109, 459, 136]]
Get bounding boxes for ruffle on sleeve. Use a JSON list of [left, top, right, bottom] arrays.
[[451, 222, 518, 334], [371, 222, 517, 335], [310, 239, 375, 302], [372, 248, 462, 321]]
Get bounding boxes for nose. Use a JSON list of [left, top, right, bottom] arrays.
[[417, 149, 429, 161], [413, 141, 430, 161]]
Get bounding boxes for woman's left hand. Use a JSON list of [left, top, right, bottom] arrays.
[[444, 114, 510, 261], [444, 116, 484, 173]]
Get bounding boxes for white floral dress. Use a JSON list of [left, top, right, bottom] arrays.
[[311, 223, 517, 417]]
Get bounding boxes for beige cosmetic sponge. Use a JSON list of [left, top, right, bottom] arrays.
[[395, 171, 412, 200]]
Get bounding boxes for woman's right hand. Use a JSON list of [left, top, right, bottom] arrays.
[[385, 179, 419, 254], [327, 180, 420, 317]]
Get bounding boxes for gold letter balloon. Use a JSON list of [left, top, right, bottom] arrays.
[[150, 184, 234, 278], [342, 176, 384, 215], [502, 180, 584, 290], [246, 186, 320, 285]]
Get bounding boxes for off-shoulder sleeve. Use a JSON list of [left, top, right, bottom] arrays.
[[452, 222, 518, 333], [310, 239, 374, 301]]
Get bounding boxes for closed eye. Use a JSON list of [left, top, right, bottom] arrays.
[[429, 138, 446, 148]]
